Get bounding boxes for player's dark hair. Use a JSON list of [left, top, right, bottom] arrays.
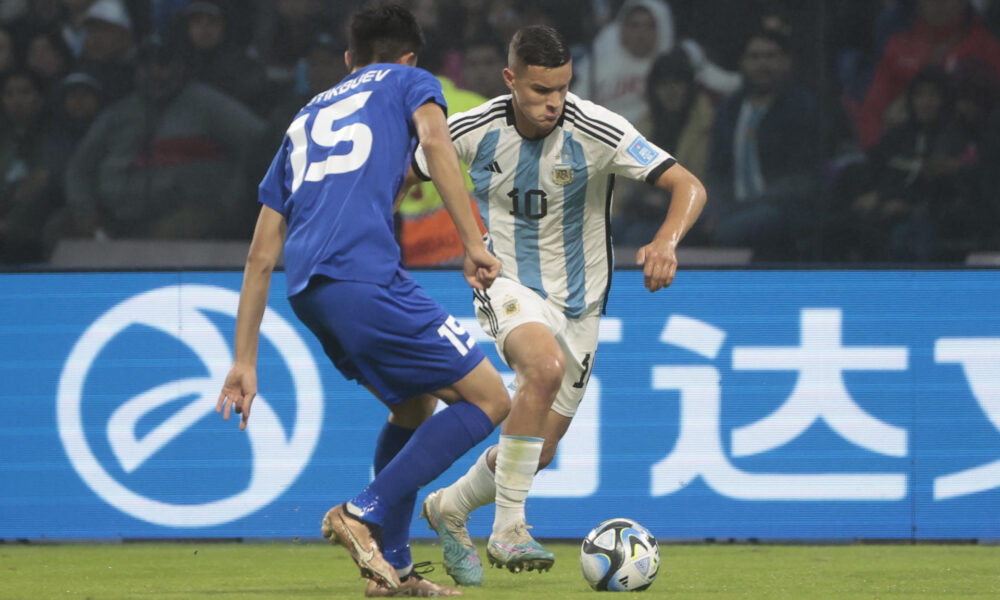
[[508, 25, 571, 69], [348, 4, 424, 68]]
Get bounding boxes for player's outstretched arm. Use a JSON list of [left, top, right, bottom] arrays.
[[217, 205, 287, 430], [637, 163, 707, 292], [412, 102, 500, 289]]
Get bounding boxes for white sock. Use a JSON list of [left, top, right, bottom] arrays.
[[439, 446, 497, 517], [493, 435, 543, 535]]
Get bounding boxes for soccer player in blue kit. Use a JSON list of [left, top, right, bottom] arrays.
[[216, 5, 510, 597]]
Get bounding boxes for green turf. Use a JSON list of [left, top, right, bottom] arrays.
[[3, 541, 1000, 599]]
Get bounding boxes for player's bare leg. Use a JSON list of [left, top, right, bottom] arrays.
[[422, 405, 573, 582], [486, 323, 562, 572], [426, 322, 561, 575]]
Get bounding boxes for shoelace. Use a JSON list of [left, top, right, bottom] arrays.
[[403, 561, 435, 581]]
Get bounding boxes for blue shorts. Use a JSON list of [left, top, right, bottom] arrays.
[[289, 270, 486, 405]]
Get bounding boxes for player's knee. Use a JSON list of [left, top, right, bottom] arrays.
[[475, 370, 511, 424], [483, 388, 511, 424], [389, 394, 438, 428], [521, 355, 565, 400]]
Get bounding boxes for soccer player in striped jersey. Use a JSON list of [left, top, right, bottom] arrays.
[[410, 25, 707, 585]]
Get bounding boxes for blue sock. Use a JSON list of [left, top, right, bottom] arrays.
[[349, 402, 495, 526], [373, 421, 416, 571]]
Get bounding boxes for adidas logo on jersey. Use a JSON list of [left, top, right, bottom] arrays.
[[484, 161, 502, 174]]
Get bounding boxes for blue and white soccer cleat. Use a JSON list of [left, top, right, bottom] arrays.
[[486, 522, 555, 573], [420, 490, 483, 586]]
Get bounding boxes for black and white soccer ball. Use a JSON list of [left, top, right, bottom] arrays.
[[580, 518, 660, 592]]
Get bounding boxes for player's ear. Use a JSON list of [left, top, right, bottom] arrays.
[[502, 67, 515, 91], [399, 51, 417, 67], [344, 50, 352, 70]]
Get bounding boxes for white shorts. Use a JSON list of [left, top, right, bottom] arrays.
[[473, 277, 599, 418]]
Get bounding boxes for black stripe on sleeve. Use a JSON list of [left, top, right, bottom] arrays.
[[564, 102, 625, 136], [564, 110, 623, 144], [644, 158, 677, 185], [448, 101, 507, 130], [568, 118, 619, 149], [412, 148, 431, 181], [452, 112, 506, 143], [450, 106, 506, 141]]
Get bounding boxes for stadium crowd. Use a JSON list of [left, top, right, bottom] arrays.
[[1, 0, 999, 266]]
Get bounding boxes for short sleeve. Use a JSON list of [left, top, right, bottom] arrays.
[[406, 69, 447, 182], [412, 104, 485, 182], [258, 138, 292, 216], [610, 124, 677, 185], [403, 68, 448, 123]]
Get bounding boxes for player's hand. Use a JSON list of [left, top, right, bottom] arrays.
[[636, 241, 678, 292], [463, 246, 501, 289], [217, 363, 257, 431]]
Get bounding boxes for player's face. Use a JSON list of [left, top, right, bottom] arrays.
[[505, 61, 572, 138]]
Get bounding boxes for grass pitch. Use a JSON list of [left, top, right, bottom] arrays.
[[3, 541, 999, 599]]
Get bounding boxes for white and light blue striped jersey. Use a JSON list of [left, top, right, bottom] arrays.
[[413, 91, 675, 317]]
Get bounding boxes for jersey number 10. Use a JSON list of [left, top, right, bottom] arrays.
[[286, 91, 373, 193]]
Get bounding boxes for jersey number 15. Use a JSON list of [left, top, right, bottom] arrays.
[[286, 91, 373, 193]]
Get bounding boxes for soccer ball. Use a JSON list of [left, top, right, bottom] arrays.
[[580, 518, 660, 592]]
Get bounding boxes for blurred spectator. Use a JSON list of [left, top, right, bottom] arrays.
[[178, 0, 269, 114], [930, 58, 1000, 258], [459, 33, 507, 99], [575, 0, 739, 129], [0, 69, 61, 263], [673, 0, 820, 77], [641, 49, 714, 179], [0, 26, 14, 78], [5, 0, 63, 47], [576, 0, 675, 125], [79, 0, 136, 101], [832, 0, 913, 120], [62, 34, 266, 241], [153, 0, 254, 46], [460, 0, 522, 50], [55, 69, 103, 136], [24, 29, 73, 87], [859, 0, 1000, 148], [703, 29, 821, 261], [249, 0, 334, 89], [830, 67, 952, 262], [614, 48, 716, 247], [62, 0, 99, 56]]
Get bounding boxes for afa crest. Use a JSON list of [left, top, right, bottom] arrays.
[[503, 296, 520, 316], [552, 163, 574, 185]]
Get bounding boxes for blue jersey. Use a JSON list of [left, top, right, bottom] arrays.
[[258, 64, 447, 295]]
